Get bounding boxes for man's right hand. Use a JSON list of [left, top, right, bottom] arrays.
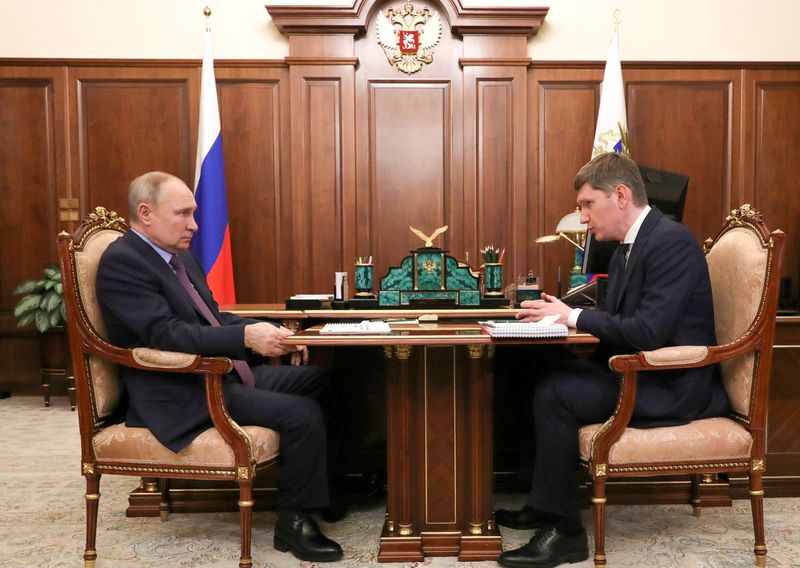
[[244, 323, 297, 357]]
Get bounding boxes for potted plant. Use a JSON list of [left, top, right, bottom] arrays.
[[13, 265, 66, 332], [13, 265, 72, 408]]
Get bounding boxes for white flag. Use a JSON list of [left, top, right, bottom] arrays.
[[592, 29, 629, 157]]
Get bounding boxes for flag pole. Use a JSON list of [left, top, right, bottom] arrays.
[[204, 6, 212, 32]]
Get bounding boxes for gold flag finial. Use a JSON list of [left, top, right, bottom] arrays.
[[612, 8, 621, 29], [204, 6, 212, 32]]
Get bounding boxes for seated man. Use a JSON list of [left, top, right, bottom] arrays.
[[96, 171, 343, 563], [496, 152, 729, 568]]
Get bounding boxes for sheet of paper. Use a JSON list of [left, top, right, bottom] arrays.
[[290, 294, 333, 300]]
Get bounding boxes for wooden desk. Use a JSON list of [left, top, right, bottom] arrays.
[[285, 322, 596, 562]]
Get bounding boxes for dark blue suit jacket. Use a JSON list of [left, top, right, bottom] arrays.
[[96, 230, 265, 452], [577, 207, 728, 426]]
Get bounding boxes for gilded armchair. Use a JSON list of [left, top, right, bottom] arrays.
[[579, 205, 784, 567], [57, 207, 280, 568]]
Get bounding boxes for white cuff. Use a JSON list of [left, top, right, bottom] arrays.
[[567, 308, 582, 329]]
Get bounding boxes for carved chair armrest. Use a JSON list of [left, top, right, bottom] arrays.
[[84, 341, 255, 467], [609, 345, 713, 373], [591, 344, 716, 466]]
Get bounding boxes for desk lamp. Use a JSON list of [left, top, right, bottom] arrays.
[[535, 208, 587, 290]]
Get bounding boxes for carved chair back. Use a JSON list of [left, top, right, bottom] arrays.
[[704, 205, 782, 434], [57, 208, 128, 447]]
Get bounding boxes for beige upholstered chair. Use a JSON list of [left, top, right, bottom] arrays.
[[579, 205, 784, 568], [57, 207, 280, 568]]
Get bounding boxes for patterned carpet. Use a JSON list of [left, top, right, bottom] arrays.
[[2, 396, 800, 567]]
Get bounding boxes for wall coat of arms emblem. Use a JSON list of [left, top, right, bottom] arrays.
[[376, 3, 442, 74]]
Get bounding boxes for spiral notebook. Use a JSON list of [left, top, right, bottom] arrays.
[[479, 315, 567, 338]]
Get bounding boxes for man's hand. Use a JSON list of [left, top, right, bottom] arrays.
[[290, 346, 309, 366], [244, 323, 302, 358], [515, 292, 572, 324]]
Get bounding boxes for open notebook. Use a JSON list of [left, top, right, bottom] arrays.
[[479, 314, 567, 338]]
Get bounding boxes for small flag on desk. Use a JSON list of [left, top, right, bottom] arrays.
[[191, 16, 237, 304], [592, 25, 629, 157]]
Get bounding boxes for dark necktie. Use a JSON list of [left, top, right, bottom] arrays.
[[605, 243, 630, 314], [617, 243, 631, 272], [170, 255, 255, 388]]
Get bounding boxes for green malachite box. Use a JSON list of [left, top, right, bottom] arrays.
[[378, 248, 479, 307]]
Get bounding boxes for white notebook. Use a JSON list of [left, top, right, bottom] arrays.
[[479, 315, 567, 338], [320, 321, 392, 334]]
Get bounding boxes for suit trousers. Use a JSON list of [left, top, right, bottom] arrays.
[[525, 358, 621, 520], [222, 364, 338, 511]]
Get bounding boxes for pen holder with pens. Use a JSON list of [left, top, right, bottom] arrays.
[[483, 262, 504, 297], [354, 262, 375, 297]]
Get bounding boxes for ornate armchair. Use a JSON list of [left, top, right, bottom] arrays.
[[579, 205, 784, 568], [57, 207, 280, 568]]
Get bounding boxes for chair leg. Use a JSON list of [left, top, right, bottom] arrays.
[[159, 478, 171, 522], [749, 472, 767, 567], [84, 473, 101, 568], [238, 481, 254, 567], [67, 373, 76, 411], [691, 474, 702, 517], [592, 478, 607, 568], [41, 369, 51, 407]]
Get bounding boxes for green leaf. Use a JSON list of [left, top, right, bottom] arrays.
[[14, 295, 42, 317], [44, 292, 62, 312], [55, 282, 63, 295], [43, 266, 59, 280], [13, 280, 40, 295], [16, 312, 35, 328], [60, 303, 67, 320], [49, 310, 62, 328], [35, 310, 51, 333], [44, 279, 56, 291]]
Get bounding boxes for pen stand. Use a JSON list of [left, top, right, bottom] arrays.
[[480, 262, 509, 307], [483, 263, 503, 297], [354, 263, 375, 297], [349, 263, 380, 308]]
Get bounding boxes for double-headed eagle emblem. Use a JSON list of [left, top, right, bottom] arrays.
[[376, 3, 442, 75]]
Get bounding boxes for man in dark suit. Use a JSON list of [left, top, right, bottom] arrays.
[[496, 153, 729, 568], [96, 171, 343, 562]]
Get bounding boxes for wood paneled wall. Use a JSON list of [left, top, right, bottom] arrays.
[[1, 58, 799, 394]]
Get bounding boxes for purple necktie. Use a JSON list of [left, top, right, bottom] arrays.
[[170, 255, 256, 388]]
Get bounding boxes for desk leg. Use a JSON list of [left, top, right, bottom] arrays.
[[378, 344, 501, 562], [462, 344, 501, 560], [380, 344, 423, 561]]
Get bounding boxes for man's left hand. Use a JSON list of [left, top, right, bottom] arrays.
[[289, 345, 309, 366], [516, 292, 571, 324]]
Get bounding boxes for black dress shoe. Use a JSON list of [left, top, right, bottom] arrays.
[[274, 511, 344, 562], [494, 505, 557, 530], [498, 525, 588, 568]]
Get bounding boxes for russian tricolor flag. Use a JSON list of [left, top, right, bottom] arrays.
[[191, 28, 237, 304]]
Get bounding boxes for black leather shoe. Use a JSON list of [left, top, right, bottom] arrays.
[[494, 505, 557, 530], [498, 525, 588, 568], [274, 511, 344, 562]]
